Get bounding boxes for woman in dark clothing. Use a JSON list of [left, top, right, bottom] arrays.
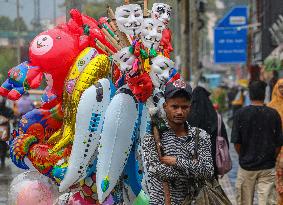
[[187, 86, 229, 178], [0, 96, 14, 167]]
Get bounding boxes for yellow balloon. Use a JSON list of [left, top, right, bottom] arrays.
[[48, 47, 97, 145], [52, 54, 110, 152]]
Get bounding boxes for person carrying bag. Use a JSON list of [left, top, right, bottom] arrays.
[[216, 113, 232, 176], [142, 80, 216, 205], [182, 128, 232, 205]]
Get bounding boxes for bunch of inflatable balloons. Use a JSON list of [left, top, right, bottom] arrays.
[[1, 2, 180, 205]]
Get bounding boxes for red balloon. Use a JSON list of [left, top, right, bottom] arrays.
[[98, 17, 108, 25], [29, 26, 86, 97], [81, 15, 117, 53], [98, 17, 113, 33]]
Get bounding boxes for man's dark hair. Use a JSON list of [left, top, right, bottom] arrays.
[[165, 90, 191, 102], [249, 80, 267, 101]]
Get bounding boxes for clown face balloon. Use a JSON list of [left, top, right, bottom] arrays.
[[115, 4, 143, 36], [141, 18, 165, 50], [113, 47, 136, 73], [149, 55, 174, 89], [151, 3, 172, 26]]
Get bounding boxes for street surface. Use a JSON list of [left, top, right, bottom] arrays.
[[0, 159, 23, 205], [0, 117, 259, 205]]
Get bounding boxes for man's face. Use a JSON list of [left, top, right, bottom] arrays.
[[163, 97, 190, 125]]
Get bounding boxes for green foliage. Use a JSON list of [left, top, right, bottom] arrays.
[[83, 0, 123, 20], [0, 48, 17, 84], [0, 16, 13, 31], [13, 17, 28, 31], [211, 88, 228, 113], [0, 16, 28, 32]]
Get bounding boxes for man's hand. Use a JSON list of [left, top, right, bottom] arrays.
[[160, 156, 177, 166]]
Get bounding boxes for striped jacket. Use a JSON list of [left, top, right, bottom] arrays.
[[142, 122, 214, 205]]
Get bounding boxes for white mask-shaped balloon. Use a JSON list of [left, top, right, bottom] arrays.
[[115, 4, 143, 36], [151, 3, 172, 27], [112, 47, 136, 73], [141, 18, 165, 50], [149, 55, 175, 89]]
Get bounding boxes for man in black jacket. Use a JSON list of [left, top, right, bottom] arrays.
[[231, 80, 283, 205], [0, 96, 14, 167]]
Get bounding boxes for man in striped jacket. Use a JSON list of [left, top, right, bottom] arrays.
[[142, 80, 214, 205]]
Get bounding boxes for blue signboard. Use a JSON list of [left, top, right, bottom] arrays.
[[214, 6, 248, 64]]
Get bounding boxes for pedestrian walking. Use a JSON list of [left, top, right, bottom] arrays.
[[15, 92, 34, 116], [0, 96, 14, 167], [231, 80, 283, 205], [268, 79, 283, 205], [187, 86, 230, 179], [142, 80, 215, 205]]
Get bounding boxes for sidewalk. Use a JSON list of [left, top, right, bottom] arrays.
[[0, 158, 23, 205], [219, 174, 237, 205]]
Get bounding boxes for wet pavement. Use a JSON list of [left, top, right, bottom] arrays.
[[221, 116, 239, 205], [0, 158, 24, 205]]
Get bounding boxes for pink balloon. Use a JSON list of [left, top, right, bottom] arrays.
[[16, 181, 53, 205], [8, 171, 59, 205]]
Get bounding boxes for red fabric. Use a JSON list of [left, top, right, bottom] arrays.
[[160, 28, 173, 55], [127, 72, 153, 103]]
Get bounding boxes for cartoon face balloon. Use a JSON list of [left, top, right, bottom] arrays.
[[115, 4, 143, 36], [141, 18, 165, 50], [30, 35, 54, 56], [149, 55, 175, 89], [29, 28, 82, 74], [112, 47, 136, 73], [151, 3, 172, 26]]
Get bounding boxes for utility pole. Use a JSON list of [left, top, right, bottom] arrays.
[[66, 0, 82, 21], [190, 0, 200, 85], [33, 0, 41, 32], [16, 0, 20, 64], [53, 0, 57, 26], [179, 0, 190, 81], [247, 0, 254, 68]]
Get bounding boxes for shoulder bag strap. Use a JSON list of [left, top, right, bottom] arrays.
[[194, 128, 200, 160], [152, 126, 171, 205], [217, 113, 222, 136]]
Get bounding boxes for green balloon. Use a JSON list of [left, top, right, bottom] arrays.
[[133, 190, 150, 205]]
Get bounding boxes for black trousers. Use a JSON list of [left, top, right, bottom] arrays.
[[0, 141, 8, 164]]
